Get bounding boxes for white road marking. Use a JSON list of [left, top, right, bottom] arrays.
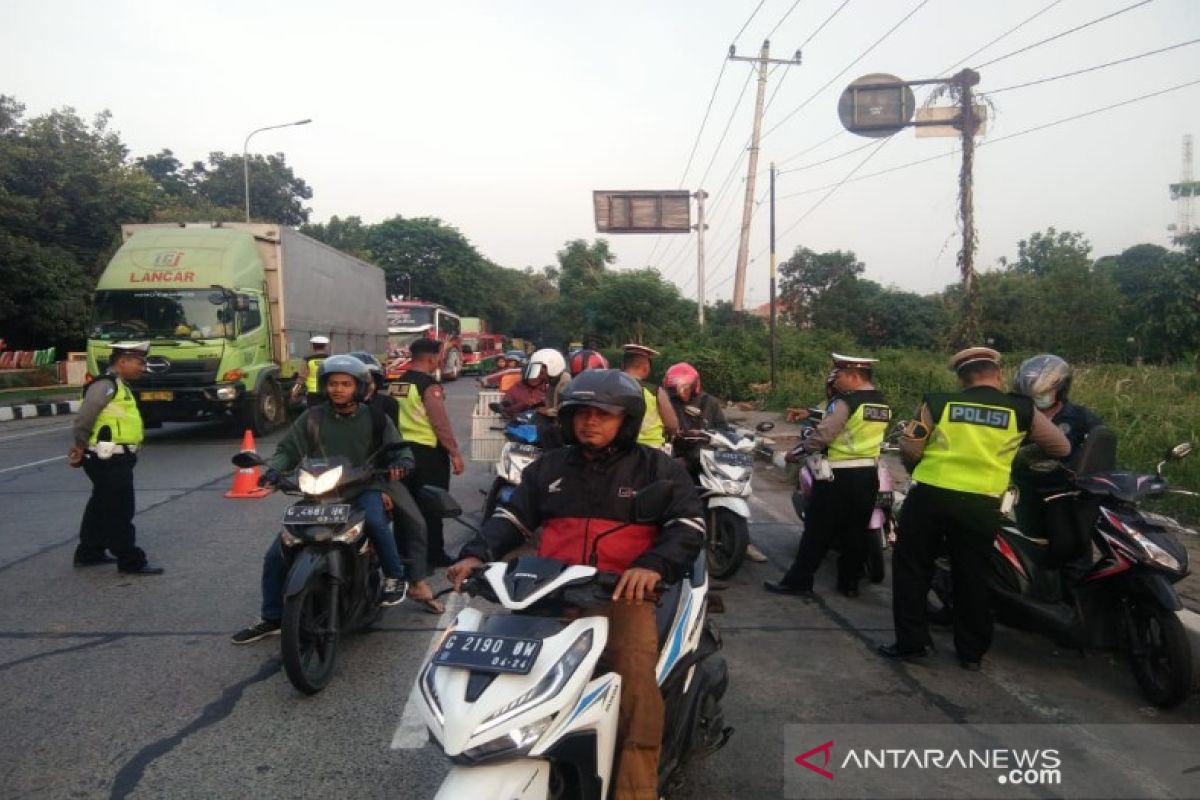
[[0, 423, 74, 443], [390, 591, 468, 750], [0, 455, 66, 474]]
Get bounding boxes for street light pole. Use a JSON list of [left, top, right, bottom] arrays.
[[243, 118, 312, 223]]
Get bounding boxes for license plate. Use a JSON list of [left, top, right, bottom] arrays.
[[282, 504, 351, 525], [435, 632, 542, 674], [140, 391, 174, 402]]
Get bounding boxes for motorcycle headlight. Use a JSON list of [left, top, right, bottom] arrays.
[[1128, 530, 1183, 573], [299, 465, 343, 495], [332, 521, 364, 544], [457, 716, 553, 765], [478, 629, 593, 733]]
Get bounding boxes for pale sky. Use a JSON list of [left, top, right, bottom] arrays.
[[3, 0, 1197, 308]]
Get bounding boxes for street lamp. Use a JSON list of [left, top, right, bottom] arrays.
[[243, 118, 312, 222]]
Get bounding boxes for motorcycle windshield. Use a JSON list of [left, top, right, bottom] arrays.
[[1075, 471, 1167, 503]]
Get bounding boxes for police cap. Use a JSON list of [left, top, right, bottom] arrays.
[[309, 335, 330, 346], [949, 346, 1002, 373], [831, 352, 878, 370], [621, 343, 660, 360], [109, 342, 150, 361]]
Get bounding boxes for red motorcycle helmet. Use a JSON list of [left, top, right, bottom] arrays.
[[663, 362, 702, 398], [568, 348, 609, 377]]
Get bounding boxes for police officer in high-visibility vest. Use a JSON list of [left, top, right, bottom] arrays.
[[67, 342, 164, 574], [394, 337, 464, 569], [292, 334, 330, 407], [620, 344, 678, 449], [765, 353, 890, 599], [879, 347, 1069, 671]]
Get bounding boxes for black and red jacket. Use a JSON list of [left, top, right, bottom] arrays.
[[465, 444, 706, 582]]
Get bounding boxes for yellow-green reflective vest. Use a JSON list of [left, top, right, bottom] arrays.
[[827, 390, 891, 462], [912, 388, 1033, 496], [89, 378, 144, 445], [638, 385, 665, 447], [394, 371, 438, 448], [305, 354, 328, 393]]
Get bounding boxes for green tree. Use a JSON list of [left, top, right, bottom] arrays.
[[301, 215, 372, 260], [778, 246, 864, 328], [1013, 227, 1092, 276], [185, 151, 313, 225]]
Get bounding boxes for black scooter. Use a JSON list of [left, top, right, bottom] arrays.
[[930, 431, 1199, 708], [233, 446, 403, 694]]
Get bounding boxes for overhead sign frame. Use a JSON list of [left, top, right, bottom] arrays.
[[593, 190, 692, 234]]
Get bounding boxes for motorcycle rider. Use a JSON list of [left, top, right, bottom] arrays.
[[231, 355, 413, 644], [501, 347, 567, 416], [292, 334, 331, 407], [766, 354, 891, 600], [349, 353, 443, 613], [1012, 353, 1104, 566], [621, 344, 679, 449], [395, 337, 465, 568], [447, 369, 704, 800], [878, 347, 1070, 671]]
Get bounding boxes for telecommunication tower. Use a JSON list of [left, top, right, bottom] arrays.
[[1168, 134, 1198, 242]]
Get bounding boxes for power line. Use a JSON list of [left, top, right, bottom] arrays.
[[766, 0, 805, 41], [779, 138, 878, 174], [799, 0, 852, 49], [774, 77, 1200, 202], [761, 0, 930, 142], [939, 0, 1066, 75], [733, 0, 769, 46], [982, 37, 1200, 95], [975, 0, 1156, 70]]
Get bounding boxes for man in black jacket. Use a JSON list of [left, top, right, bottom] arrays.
[[448, 369, 704, 800]]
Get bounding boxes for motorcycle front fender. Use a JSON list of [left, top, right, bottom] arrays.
[[708, 496, 750, 519], [1125, 571, 1184, 612], [284, 547, 334, 600], [435, 759, 552, 800]]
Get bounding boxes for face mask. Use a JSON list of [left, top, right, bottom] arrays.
[[1033, 393, 1055, 409]]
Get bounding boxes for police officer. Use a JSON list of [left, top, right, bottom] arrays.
[[765, 354, 890, 599], [879, 347, 1069, 671], [394, 337, 464, 568], [620, 344, 679, 449], [68, 342, 164, 575], [292, 334, 331, 407]]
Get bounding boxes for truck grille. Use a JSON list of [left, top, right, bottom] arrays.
[[98, 357, 221, 388]]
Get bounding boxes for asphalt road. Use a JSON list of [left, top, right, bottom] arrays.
[[0, 380, 1197, 800]]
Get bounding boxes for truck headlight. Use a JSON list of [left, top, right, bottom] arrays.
[[215, 386, 238, 400]]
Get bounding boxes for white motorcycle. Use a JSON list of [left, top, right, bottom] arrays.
[[413, 484, 732, 799], [676, 419, 774, 579]]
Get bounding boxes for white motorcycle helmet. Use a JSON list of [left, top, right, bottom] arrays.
[[523, 348, 566, 383]]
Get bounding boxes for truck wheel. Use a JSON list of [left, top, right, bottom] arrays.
[[240, 378, 285, 436]]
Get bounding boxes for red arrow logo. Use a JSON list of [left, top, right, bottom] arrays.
[[795, 740, 836, 780]]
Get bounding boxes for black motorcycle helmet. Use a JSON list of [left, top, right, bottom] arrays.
[[558, 369, 646, 450], [317, 354, 372, 402], [348, 351, 386, 391]]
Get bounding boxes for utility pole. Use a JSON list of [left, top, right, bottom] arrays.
[[694, 189, 708, 326], [954, 69, 981, 345], [729, 41, 801, 311], [769, 163, 778, 387]]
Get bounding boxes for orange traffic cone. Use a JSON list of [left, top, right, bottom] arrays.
[[225, 429, 272, 499]]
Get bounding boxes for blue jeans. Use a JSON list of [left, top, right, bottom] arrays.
[[260, 491, 404, 622]]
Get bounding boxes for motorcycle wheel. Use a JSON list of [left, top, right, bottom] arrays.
[[281, 575, 339, 695], [1127, 601, 1193, 708], [707, 508, 748, 580], [865, 529, 886, 584]]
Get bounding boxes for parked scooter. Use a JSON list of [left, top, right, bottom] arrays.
[[232, 445, 407, 694], [414, 484, 732, 799], [784, 409, 898, 583], [675, 418, 775, 579], [483, 408, 545, 519], [929, 431, 1199, 708]]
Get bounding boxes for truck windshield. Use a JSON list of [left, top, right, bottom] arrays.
[[388, 331, 430, 353], [92, 289, 231, 340]]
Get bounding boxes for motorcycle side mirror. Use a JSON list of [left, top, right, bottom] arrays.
[[1166, 442, 1194, 462], [632, 480, 674, 523], [756, 421, 775, 433], [232, 451, 266, 468], [418, 485, 463, 518]]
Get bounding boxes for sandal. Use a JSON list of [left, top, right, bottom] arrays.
[[408, 581, 445, 615]]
